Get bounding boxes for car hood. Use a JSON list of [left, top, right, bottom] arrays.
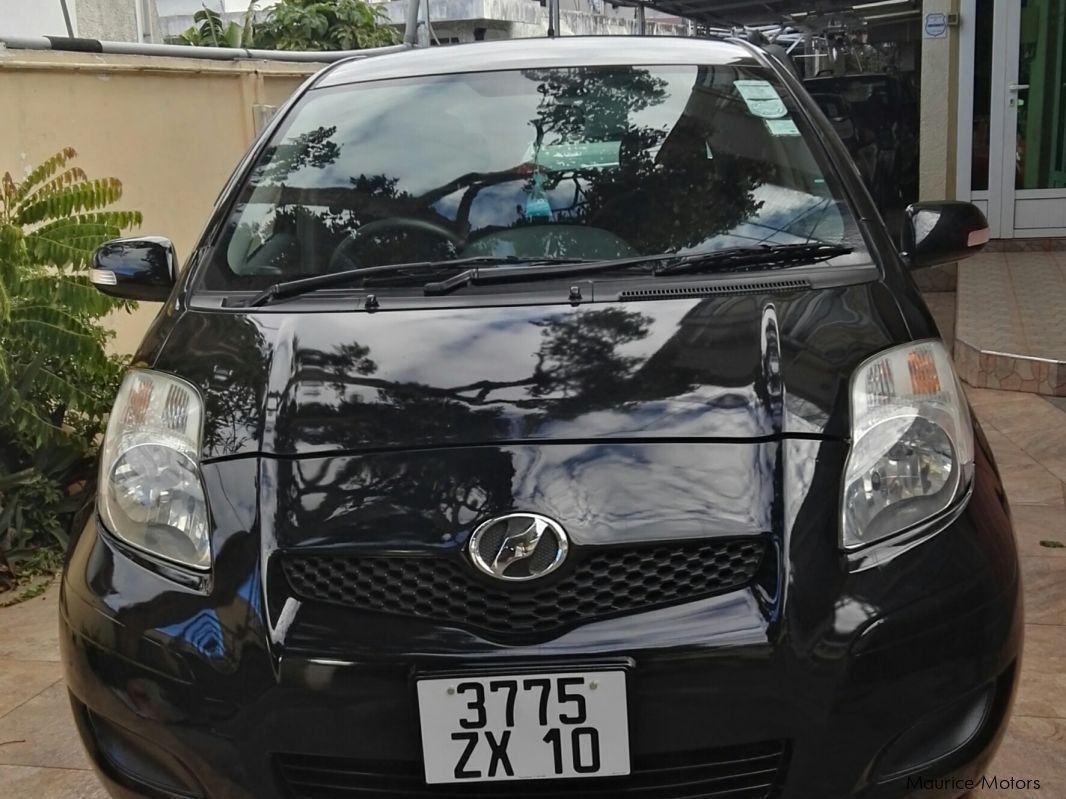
[[149, 284, 907, 460]]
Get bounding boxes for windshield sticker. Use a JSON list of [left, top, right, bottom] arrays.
[[734, 80, 788, 119], [765, 118, 801, 137]]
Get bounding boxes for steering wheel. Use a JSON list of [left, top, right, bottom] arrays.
[[328, 217, 464, 272]]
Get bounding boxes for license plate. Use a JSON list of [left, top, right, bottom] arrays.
[[416, 670, 630, 784]]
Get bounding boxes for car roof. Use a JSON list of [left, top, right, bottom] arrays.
[[317, 36, 761, 88]]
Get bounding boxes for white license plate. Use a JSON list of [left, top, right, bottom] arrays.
[[416, 670, 630, 784]]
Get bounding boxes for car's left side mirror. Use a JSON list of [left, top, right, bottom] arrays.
[[90, 237, 177, 301], [901, 201, 990, 270]]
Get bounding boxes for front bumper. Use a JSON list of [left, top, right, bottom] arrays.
[[60, 438, 1023, 799]]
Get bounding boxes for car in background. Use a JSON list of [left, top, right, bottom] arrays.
[[64, 36, 1018, 799]]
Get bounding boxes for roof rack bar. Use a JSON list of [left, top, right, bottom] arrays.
[[0, 35, 413, 62]]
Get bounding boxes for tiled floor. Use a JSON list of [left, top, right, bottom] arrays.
[[1, 392, 1064, 798], [964, 389, 1066, 799], [956, 251, 1066, 395], [0, 588, 108, 797]]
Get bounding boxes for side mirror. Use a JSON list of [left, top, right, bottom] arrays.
[[90, 237, 177, 301], [901, 201, 989, 270]]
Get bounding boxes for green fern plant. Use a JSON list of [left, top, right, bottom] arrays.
[[0, 148, 142, 589], [179, 3, 259, 47]]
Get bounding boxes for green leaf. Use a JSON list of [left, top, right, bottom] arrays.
[[16, 167, 89, 210], [15, 179, 124, 225], [16, 275, 118, 317], [5, 401, 66, 448], [8, 306, 108, 365], [31, 212, 143, 239], [224, 21, 244, 47], [31, 366, 103, 412], [0, 223, 26, 266], [25, 223, 126, 269], [0, 148, 138, 560], [0, 467, 36, 492], [2, 172, 17, 204], [12, 148, 78, 203], [256, 0, 399, 50]]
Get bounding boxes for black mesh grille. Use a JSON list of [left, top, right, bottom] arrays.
[[281, 538, 765, 638], [276, 740, 788, 798]]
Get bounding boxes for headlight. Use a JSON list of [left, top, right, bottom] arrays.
[[99, 370, 210, 570], [843, 340, 974, 549]]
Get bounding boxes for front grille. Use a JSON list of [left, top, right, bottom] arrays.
[[276, 740, 788, 798], [281, 538, 765, 638]]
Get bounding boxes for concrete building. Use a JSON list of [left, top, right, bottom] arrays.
[[153, 0, 683, 43], [0, 0, 161, 41], [375, 0, 684, 43]]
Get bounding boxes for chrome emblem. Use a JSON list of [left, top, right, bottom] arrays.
[[468, 513, 569, 582]]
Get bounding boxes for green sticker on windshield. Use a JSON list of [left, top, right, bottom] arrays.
[[734, 80, 787, 119], [765, 118, 801, 137]]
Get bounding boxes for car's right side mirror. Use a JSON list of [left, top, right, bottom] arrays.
[[901, 201, 990, 270]]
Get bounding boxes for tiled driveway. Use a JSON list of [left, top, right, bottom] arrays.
[[0, 389, 1064, 798]]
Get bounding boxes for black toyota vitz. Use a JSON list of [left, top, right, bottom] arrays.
[[63, 36, 1021, 799]]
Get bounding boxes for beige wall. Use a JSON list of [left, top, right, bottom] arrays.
[[0, 50, 321, 353], [919, 0, 961, 201]]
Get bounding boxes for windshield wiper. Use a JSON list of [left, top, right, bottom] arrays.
[[423, 243, 854, 296], [423, 257, 651, 295], [244, 255, 586, 307], [653, 243, 854, 276]]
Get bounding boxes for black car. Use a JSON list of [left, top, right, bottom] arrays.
[[63, 36, 1020, 799]]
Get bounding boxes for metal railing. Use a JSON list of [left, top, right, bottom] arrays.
[[0, 34, 413, 62], [1, 0, 678, 62]]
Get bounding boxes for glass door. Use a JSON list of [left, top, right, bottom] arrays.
[[996, 0, 1066, 236]]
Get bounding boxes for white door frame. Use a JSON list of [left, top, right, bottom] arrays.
[[955, 0, 992, 224], [958, 0, 1066, 238], [990, 0, 1022, 237]]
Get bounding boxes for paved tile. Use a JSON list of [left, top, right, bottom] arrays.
[[1013, 671, 1066, 719], [1000, 429, 1066, 487], [1023, 624, 1066, 674], [957, 252, 1027, 356], [956, 252, 1066, 396], [1010, 503, 1066, 557], [0, 587, 61, 662], [982, 428, 1066, 505], [0, 661, 62, 719], [1045, 396, 1066, 415], [1020, 557, 1066, 626], [968, 386, 1036, 408], [0, 682, 90, 770], [972, 716, 1066, 798], [0, 765, 108, 798], [973, 393, 1065, 449]]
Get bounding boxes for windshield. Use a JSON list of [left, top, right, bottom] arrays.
[[199, 64, 865, 292]]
